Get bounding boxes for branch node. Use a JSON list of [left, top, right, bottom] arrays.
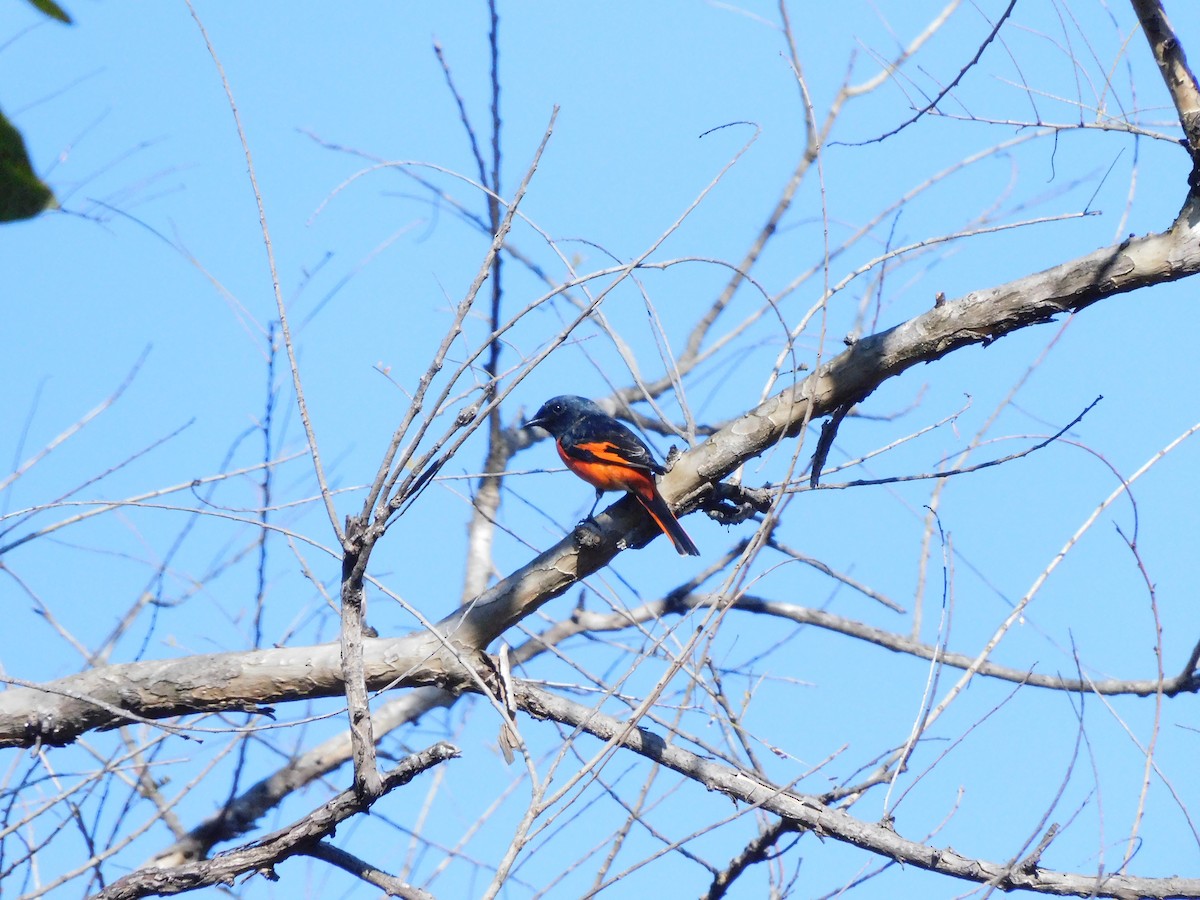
[[703, 482, 773, 525], [572, 518, 606, 551], [1018, 823, 1059, 874]]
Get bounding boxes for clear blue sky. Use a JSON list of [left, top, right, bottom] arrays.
[[2, 2, 1198, 897]]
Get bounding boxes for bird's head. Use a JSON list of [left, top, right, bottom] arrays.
[[524, 395, 602, 437]]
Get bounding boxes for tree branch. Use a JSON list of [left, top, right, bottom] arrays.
[[705, 818, 795, 900], [144, 687, 456, 867], [443, 204, 1200, 647], [304, 842, 436, 900], [0, 633, 464, 748], [1131, 0, 1200, 180], [5, 207, 1200, 749], [513, 682, 1200, 900], [93, 742, 458, 900], [703, 594, 1200, 697]]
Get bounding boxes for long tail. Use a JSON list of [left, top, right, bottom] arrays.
[[635, 487, 700, 556]]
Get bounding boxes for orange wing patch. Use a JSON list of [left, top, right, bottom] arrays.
[[573, 440, 635, 465], [556, 441, 655, 496]]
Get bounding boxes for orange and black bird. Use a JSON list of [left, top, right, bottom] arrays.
[[525, 395, 700, 556]]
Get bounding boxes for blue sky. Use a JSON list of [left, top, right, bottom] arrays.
[[3, 2, 1199, 897]]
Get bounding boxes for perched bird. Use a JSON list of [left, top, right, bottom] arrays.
[[525, 395, 700, 556]]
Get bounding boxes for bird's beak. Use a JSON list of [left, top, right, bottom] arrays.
[[524, 416, 546, 432]]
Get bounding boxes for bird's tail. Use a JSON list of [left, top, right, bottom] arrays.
[[635, 487, 700, 557]]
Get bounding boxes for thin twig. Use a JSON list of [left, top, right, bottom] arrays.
[[184, 2, 344, 543], [837, 0, 1020, 146]]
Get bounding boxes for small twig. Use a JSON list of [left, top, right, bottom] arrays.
[[184, 1, 343, 543], [367, 110, 560, 523], [0, 451, 303, 557], [1114, 518, 1165, 868], [769, 538, 905, 613], [0, 347, 149, 496], [304, 842, 436, 900], [432, 40, 488, 190], [884, 510, 950, 814], [799, 396, 1103, 492], [809, 401, 853, 487], [704, 819, 796, 900], [837, 0, 1020, 146], [1018, 823, 1060, 874]]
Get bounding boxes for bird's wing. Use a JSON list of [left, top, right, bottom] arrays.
[[561, 420, 666, 475]]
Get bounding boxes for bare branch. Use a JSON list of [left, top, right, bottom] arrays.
[[705, 818, 795, 900], [339, 549, 382, 800], [7, 204, 1199, 750], [1130, 0, 1200, 178], [446, 208, 1200, 648], [9, 8, 1200, 896], [514, 681, 1200, 899], [304, 842, 436, 900], [0, 633, 458, 748], [838, 0, 1019, 146], [184, 3, 344, 543], [0, 347, 148, 495], [94, 743, 458, 900]]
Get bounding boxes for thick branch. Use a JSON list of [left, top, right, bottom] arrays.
[[514, 682, 1199, 900], [442, 200, 1200, 647], [339, 530, 383, 799], [1131, 0, 1200, 177], [0, 634, 467, 748], [4, 207, 1200, 748]]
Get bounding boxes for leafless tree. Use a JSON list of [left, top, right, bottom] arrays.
[[3, 1, 1199, 898]]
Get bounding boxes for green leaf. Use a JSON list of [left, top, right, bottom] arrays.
[[25, 0, 72, 25], [0, 110, 58, 223]]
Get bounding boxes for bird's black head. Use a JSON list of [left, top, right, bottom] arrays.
[[524, 395, 602, 437]]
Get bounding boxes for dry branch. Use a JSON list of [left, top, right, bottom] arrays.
[[0, 634, 463, 748], [304, 842, 436, 900], [514, 682, 1200, 900], [145, 687, 455, 868], [92, 742, 458, 900], [4, 199, 1200, 749], [1131, 0, 1200, 178], [8, 3, 1200, 898], [444, 197, 1200, 647]]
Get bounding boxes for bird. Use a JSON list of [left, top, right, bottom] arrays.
[[524, 395, 700, 556]]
